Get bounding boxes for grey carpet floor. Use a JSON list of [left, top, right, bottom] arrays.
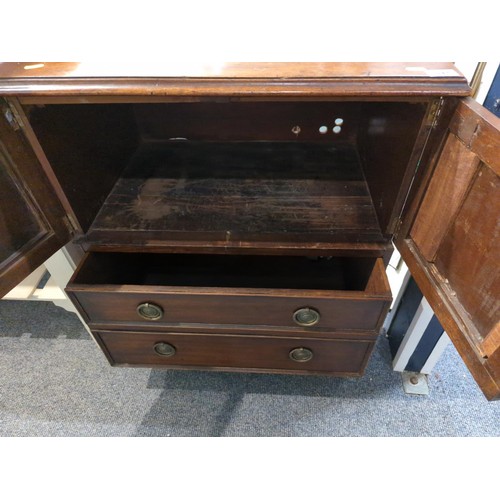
[[0, 299, 498, 436]]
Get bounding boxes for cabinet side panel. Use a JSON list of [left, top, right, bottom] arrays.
[[27, 104, 140, 232], [358, 102, 427, 235]]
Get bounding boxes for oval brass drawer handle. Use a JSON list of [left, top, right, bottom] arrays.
[[289, 347, 314, 362], [293, 307, 320, 327], [137, 302, 164, 321], [153, 342, 176, 357]]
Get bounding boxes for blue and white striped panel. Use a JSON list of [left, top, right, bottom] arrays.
[[388, 277, 450, 374]]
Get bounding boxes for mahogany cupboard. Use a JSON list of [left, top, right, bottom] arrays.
[[0, 63, 498, 400]]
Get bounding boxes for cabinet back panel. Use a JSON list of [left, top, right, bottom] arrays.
[[133, 102, 360, 143], [27, 104, 140, 232]]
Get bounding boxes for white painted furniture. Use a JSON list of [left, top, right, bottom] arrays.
[[2, 243, 89, 332]]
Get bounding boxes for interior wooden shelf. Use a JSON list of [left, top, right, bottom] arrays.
[[84, 142, 384, 248]]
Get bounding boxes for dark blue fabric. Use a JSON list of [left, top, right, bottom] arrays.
[[483, 64, 500, 118]]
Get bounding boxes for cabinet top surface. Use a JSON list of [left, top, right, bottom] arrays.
[[0, 62, 470, 98]]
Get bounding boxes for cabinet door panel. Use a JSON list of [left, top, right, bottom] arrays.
[[396, 98, 500, 400], [0, 99, 71, 297]]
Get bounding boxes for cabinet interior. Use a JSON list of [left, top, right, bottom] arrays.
[[28, 100, 428, 251], [72, 252, 378, 291]]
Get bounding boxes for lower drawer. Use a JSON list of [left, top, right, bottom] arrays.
[[94, 330, 375, 376]]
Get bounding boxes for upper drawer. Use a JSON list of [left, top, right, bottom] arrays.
[[66, 253, 391, 331]]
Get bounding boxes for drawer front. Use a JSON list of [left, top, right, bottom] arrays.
[[95, 330, 375, 376], [72, 291, 389, 331]]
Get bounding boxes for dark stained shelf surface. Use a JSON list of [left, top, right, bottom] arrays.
[[86, 142, 384, 247]]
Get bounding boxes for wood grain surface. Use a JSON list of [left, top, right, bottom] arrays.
[[67, 253, 391, 332], [435, 164, 499, 345], [86, 142, 384, 246], [0, 63, 470, 99], [0, 100, 70, 297], [410, 133, 480, 260], [396, 97, 500, 400], [95, 329, 375, 375]]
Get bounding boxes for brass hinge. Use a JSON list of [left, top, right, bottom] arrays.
[[425, 97, 444, 129], [1, 98, 25, 131], [63, 213, 79, 236], [393, 217, 403, 239], [393, 97, 445, 241]]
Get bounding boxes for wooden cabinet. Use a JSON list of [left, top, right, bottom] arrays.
[[0, 63, 498, 399], [395, 98, 500, 400]]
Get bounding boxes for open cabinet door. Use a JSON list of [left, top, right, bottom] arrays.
[[395, 98, 500, 400], [0, 99, 71, 297]]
